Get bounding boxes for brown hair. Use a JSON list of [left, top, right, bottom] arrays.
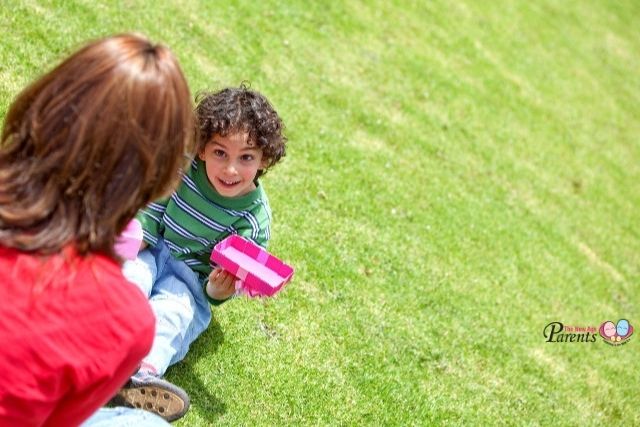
[[0, 33, 194, 257]]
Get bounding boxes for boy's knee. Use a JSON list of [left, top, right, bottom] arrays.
[[151, 288, 197, 313], [152, 293, 197, 332]]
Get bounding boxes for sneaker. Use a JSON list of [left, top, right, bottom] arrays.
[[111, 373, 190, 422]]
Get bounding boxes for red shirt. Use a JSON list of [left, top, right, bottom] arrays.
[[0, 246, 155, 427]]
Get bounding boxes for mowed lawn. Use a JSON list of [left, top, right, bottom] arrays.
[[1, 1, 639, 425]]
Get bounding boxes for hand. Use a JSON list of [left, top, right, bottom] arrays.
[[206, 267, 237, 301]]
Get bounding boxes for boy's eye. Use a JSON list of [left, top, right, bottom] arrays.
[[241, 154, 255, 161], [213, 149, 226, 158]]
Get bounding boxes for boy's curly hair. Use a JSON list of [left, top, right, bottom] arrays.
[[195, 84, 287, 179]]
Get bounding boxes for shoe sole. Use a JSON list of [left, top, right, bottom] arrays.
[[113, 381, 190, 421]]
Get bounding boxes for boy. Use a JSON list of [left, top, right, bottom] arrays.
[[114, 85, 287, 421]]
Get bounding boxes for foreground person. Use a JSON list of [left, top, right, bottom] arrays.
[[0, 33, 194, 426]]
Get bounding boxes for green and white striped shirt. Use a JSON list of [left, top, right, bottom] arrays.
[[137, 159, 271, 279]]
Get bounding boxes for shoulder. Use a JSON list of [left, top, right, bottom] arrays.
[[245, 188, 272, 224], [252, 181, 272, 213]]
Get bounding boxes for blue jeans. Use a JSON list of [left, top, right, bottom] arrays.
[[81, 407, 171, 427], [122, 239, 212, 377], [82, 407, 170, 426]]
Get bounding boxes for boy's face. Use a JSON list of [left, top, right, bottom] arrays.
[[198, 131, 265, 198]]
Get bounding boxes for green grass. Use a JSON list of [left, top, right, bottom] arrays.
[[2, 1, 639, 425]]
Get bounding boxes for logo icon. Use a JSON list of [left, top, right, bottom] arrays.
[[599, 319, 633, 346]]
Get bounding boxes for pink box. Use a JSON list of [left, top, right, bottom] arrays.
[[211, 235, 294, 297]]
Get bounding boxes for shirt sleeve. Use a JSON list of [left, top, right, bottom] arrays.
[[203, 281, 234, 306], [235, 206, 271, 249], [136, 198, 170, 247], [235, 226, 269, 249]]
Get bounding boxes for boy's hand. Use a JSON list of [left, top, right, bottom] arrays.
[[206, 267, 237, 301]]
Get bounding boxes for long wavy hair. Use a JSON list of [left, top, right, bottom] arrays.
[[0, 33, 195, 257]]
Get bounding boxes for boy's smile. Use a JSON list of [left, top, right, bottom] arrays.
[[198, 132, 265, 198]]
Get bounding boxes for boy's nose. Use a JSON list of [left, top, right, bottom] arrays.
[[224, 163, 238, 174]]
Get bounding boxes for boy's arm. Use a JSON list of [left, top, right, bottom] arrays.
[[135, 198, 170, 248], [234, 222, 270, 249], [206, 205, 271, 305], [204, 228, 270, 305]]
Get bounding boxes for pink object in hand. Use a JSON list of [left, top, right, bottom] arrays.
[[114, 219, 143, 260], [211, 235, 294, 297]]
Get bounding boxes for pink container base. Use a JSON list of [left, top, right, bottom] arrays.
[[211, 235, 294, 297]]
